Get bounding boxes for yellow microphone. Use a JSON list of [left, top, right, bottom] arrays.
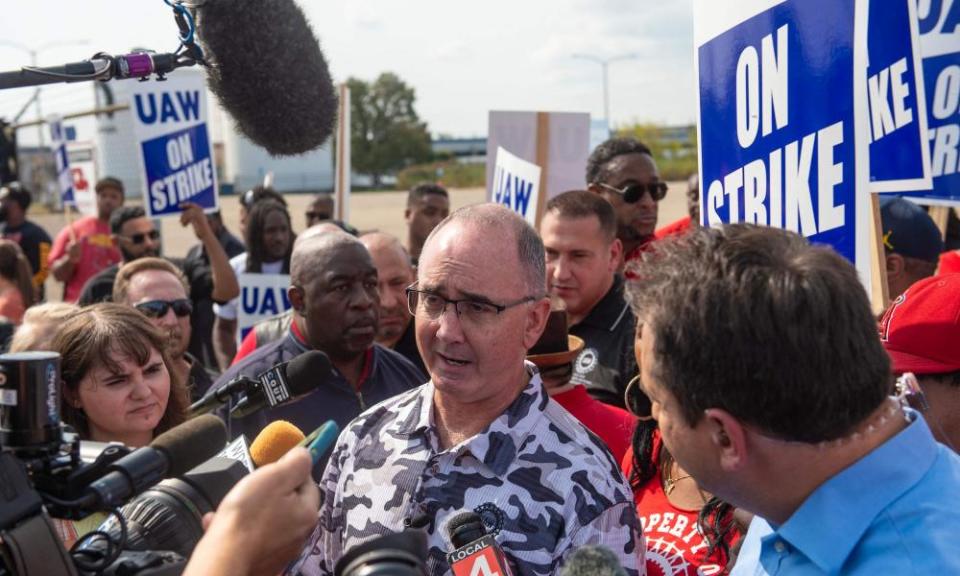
[[249, 420, 305, 468]]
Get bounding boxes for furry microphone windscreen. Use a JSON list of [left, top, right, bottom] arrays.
[[194, 0, 338, 156]]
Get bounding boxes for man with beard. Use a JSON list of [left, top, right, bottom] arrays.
[[0, 183, 52, 301], [359, 232, 425, 374], [112, 257, 215, 401], [207, 231, 425, 474], [586, 137, 666, 276], [78, 204, 238, 314]]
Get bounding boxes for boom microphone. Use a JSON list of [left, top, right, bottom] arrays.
[[231, 350, 334, 418], [193, 0, 338, 155], [559, 546, 628, 576], [79, 414, 226, 510]]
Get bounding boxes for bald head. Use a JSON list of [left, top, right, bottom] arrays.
[[361, 232, 411, 267], [424, 204, 546, 295], [360, 232, 415, 346], [291, 231, 366, 287]]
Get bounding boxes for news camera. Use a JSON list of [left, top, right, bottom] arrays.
[[0, 351, 235, 576]]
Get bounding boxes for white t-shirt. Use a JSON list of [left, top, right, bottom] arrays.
[[213, 252, 286, 320]]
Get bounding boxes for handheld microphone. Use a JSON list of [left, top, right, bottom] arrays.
[[80, 414, 226, 510], [446, 511, 514, 576], [193, 0, 338, 155], [559, 546, 628, 576], [249, 420, 305, 467], [231, 350, 334, 419]]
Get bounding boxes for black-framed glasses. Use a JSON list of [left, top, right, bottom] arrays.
[[405, 283, 540, 327], [119, 230, 160, 245], [135, 299, 193, 319], [598, 181, 668, 203]]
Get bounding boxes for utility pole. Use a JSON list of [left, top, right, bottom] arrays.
[[572, 53, 639, 126]]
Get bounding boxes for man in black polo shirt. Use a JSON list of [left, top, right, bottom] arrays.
[[540, 190, 636, 409], [0, 183, 52, 300], [206, 231, 425, 475]]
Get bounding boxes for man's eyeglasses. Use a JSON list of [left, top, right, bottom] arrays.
[[119, 230, 160, 245], [598, 182, 668, 203], [135, 299, 193, 319], [405, 283, 541, 327]]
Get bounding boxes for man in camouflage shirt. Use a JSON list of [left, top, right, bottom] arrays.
[[291, 205, 642, 576]]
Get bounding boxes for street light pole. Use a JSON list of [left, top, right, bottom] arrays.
[[572, 52, 639, 127]]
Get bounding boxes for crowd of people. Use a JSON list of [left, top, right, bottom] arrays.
[[1, 134, 959, 575]]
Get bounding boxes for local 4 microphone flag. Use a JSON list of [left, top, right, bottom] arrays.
[[129, 72, 219, 218], [447, 534, 513, 576]]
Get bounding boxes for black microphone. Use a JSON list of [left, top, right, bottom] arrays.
[[230, 350, 334, 419], [188, 373, 259, 417], [193, 0, 338, 156], [446, 511, 514, 576], [559, 545, 628, 576], [80, 414, 226, 510]]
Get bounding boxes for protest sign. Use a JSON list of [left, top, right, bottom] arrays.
[[867, 0, 932, 192], [905, 0, 960, 205], [486, 111, 590, 225], [48, 115, 74, 206], [695, 0, 872, 288], [491, 146, 542, 226], [66, 142, 98, 217], [237, 273, 292, 346], [129, 73, 218, 218]]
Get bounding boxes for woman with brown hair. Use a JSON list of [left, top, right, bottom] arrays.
[[0, 238, 35, 325], [52, 303, 190, 447]]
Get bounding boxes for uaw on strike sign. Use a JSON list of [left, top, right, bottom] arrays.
[[129, 74, 218, 217]]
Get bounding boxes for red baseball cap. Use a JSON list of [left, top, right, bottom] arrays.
[[879, 273, 960, 374]]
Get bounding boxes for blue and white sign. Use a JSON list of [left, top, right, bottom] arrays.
[[905, 0, 960, 205], [867, 0, 932, 192], [695, 0, 872, 284], [48, 115, 74, 206], [237, 273, 292, 347], [490, 146, 542, 226], [129, 74, 218, 217]]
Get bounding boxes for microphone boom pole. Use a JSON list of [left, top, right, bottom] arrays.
[[0, 51, 196, 91]]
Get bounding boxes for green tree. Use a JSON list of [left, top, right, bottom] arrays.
[[348, 73, 432, 187]]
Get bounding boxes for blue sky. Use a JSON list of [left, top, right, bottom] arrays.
[[0, 0, 695, 144]]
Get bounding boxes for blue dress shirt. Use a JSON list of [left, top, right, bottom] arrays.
[[732, 410, 960, 575]]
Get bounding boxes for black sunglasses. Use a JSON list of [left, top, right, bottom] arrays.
[[598, 182, 668, 203], [305, 211, 332, 222], [120, 230, 160, 245], [135, 299, 193, 318]]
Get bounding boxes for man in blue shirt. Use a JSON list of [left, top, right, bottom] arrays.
[[627, 224, 960, 575]]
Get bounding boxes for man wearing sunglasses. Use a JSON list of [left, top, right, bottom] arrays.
[[77, 205, 239, 345], [586, 137, 665, 275], [304, 192, 335, 228], [113, 257, 215, 401]]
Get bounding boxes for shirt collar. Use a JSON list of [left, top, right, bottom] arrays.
[[772, 409, 938, 572], [576, 274, 631, 331], [390, 362, 550, 476]]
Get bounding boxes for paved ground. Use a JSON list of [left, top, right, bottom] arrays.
[[33, 183, 691, 300]]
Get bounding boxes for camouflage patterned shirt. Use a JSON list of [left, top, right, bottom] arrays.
[[291, 365, 643, 576]]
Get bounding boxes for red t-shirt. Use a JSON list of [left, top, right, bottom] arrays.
[[621, 430, 738, 576], [47, 216, 121, 302], [940, 250, 960, 275], [655, 216, 693, 240], [551, 385, 634, 464], [623, 235, 658, 280]]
